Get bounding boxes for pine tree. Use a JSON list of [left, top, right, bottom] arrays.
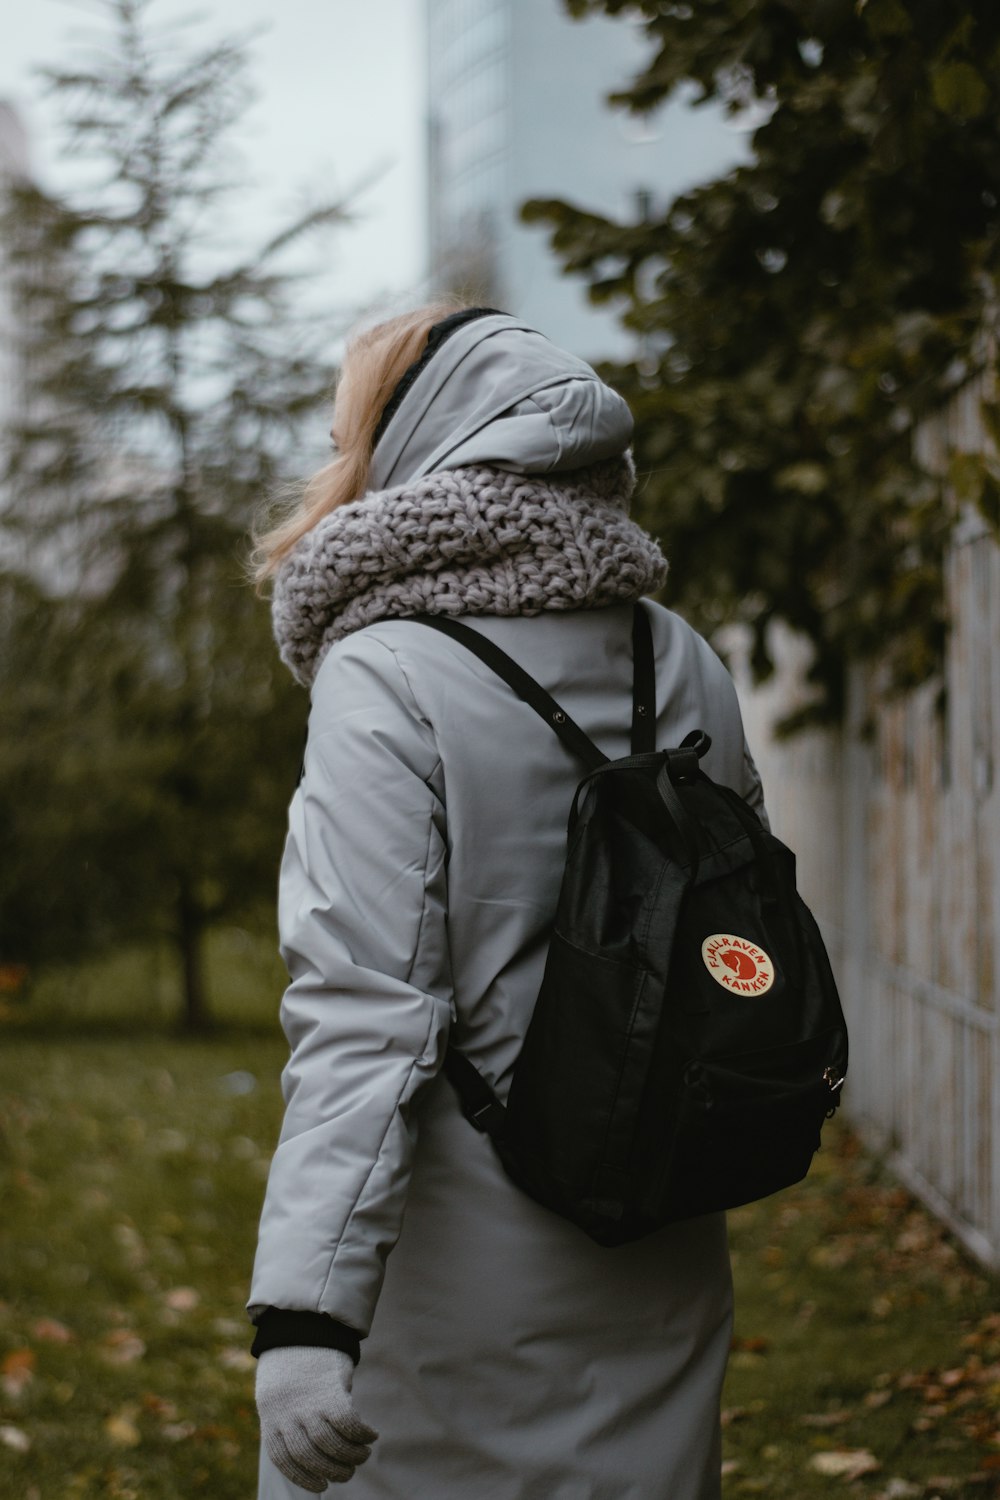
[[0, 0, 346, 1028]]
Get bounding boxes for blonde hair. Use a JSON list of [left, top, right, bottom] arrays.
[[251, 299, 472, 585]]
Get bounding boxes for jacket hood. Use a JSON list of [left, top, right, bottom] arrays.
[[367, 313, 634, 493]]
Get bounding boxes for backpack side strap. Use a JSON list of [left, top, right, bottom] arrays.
[[443, 1046, 507, 1138]]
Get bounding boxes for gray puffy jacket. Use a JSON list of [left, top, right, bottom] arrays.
[[251, 314, 764, 1499]]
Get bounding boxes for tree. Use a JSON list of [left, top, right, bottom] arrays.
[[0, 0, 346, 1027], [525, 0, 1000, 724]]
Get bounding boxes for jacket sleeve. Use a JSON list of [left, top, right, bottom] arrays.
[[248, 630, 452, 1340]]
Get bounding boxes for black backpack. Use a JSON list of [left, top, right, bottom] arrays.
[[412, 603, 849, 1246]]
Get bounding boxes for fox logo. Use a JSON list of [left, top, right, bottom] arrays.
[[701, 933, 775, 995]]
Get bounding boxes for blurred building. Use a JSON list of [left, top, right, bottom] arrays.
[[426, 0, 748, 360]]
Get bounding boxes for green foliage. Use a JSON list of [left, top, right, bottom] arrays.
[[0, 0, 345, 1023], [529, 0, 1000, 721]]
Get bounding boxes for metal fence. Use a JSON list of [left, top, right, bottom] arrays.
[[734, 367, 1000, 1270]]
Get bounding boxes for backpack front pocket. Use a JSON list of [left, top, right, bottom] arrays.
[[644, 1030, 846, 1222]]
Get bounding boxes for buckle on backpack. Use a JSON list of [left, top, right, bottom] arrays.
[[823, 1066, 846, 1118]]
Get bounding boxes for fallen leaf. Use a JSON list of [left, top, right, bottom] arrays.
[[0, 1424, 31, 1454], [1, 1349, 36, 1398], [99, 1331, 146, 1366], [154, 1129, 187, 1153], [218, 1347, 254, 1371], [809, 1240, 857, 1269], [192, 1422, 236, 1441], [104, 1413, 141, 1448], [217, 1070, 256, 1096], [229, 1134, 259, 1159], [141, 1393, 179, 1421], [11, 1170, 46, 1200], [801, 1410, 854, 1428], [162, 1420, 197, 1442], [212, 1317, 245, 1337], [810, 1448, 881, 1480], [163, 1287, 199, 1312], [731, 1335, 770, 1353], [32, 1317, 74, 1343], [730, 1350, 766, 1370], [78, 1187, 111, 1212]]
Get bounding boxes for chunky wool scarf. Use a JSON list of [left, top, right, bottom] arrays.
[[272, 455, 668, 688]]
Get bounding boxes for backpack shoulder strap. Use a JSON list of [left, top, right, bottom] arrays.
[[443, 1046, 507, 1138], [408, 602, 657, 771], [407, 614, 607, 773], [631, 601, 656, 754], [409, 603, 658, 1136]]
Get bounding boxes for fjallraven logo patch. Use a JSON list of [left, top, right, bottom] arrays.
[[701, 934, 775, 995]]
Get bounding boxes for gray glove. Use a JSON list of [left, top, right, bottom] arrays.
[[256, 1346, 378, 1491]]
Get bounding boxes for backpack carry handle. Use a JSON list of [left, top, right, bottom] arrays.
[[654, 731, 711, 883], [566, 730, 712, 877]]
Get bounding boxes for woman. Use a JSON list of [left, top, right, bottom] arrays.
[[248, 304, 766, 1499]]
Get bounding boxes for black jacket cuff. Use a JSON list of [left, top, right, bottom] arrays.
[[250, 1308, 362, 1365]]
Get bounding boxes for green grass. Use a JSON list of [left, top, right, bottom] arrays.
[[722, 1131, 1000, 1498], [2, 925, 288, 1035], [0, 1033, 287, 1498], [1, 953, 998, 1498]]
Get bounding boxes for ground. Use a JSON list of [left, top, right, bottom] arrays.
[[1, 940, 998, 1498]]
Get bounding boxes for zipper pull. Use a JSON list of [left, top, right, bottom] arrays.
[[822, 1066, 846, 1117]]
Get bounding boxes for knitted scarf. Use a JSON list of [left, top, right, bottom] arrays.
[[271, 455, 668, 688]]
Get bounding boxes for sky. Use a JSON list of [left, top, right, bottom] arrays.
[[0, 0, 756, 349], [0, 0, 427, 319]]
